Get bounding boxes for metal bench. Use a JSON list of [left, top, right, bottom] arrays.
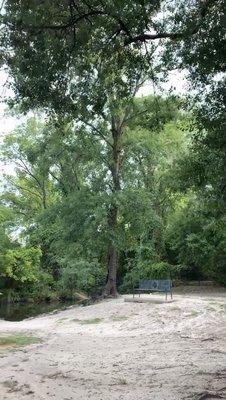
[[133, 279, 173, 300]]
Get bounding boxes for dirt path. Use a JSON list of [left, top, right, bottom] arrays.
[[0, 290, 226, 400]]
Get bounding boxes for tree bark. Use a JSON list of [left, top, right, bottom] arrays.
[[103, 117, 122, 297], [104, 213, 118, 297]]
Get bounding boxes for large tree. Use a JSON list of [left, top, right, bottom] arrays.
[[1, 2, 153, 297], [0, 0, 224, 296]]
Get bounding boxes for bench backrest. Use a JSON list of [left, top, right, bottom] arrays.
[[139, 279, 172, 291]]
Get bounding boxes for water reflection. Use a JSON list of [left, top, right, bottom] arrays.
[[0, 300, 80, 321]]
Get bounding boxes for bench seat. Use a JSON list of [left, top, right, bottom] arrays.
[[133, 279, 173, 300]]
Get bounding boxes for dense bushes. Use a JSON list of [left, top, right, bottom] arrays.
[[59, 259, 106, 298], [1, 247, 41, 286], [26, 271, 57, 302], [165, 201, 226, 285], [0, 246, 43, 302], [0, 247, 41, 287], [0, 248, 106, 302], [120, 262, 181, 293]]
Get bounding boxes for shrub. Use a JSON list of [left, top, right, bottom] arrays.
[[120, 261, 181, 293], [0, 247, 41, 285], [26, 271, 57, 302], [59, 259, 105, 297]]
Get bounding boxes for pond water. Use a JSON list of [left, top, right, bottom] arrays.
[[0, 300, 81, 322]]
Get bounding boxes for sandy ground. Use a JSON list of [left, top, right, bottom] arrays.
[[0, 288, 226, 400]]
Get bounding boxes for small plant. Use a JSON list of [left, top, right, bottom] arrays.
[[79, 318, 103, 324], [2, 380, 19, 391], [170, 306, 181, 311], [111, 315, 128, 321], [57, 317, 70, 324], [188, 310, 199, 317], [118, 377, 128, 385], [208, 301, 219, 305]]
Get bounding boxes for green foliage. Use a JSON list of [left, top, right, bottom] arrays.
[[0, 227, 12, 255], [120, 261, 180, 293], [60, 259, 105, 297], [0, 204, 17, 255], [165, 197, 226, 284], [0, 334, 39, 348], [79, 318, 103, 325], [0, 247, 41, 284], [1, 96, 226, 302], [0, 0, 224, 302], [26, 271, 57, 302]]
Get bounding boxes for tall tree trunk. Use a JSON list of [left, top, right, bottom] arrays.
[[104, 207, 118, 296], [153, 182, 166, 260], [104, 117, 122, 297]]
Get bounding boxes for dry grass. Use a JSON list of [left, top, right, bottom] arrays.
[[187, 310, 200, 317], [0, 334, 39, 352], [117, 377, 128, 385], [79, 318, 103, 325], [170, 306, 181, 311], [111, 315, 128, 321]]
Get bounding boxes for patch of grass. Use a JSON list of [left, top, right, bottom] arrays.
[[170, 306, 181, 311], [111, 315, 128, 322], [208, 301, 220, 305], [0, 335, 39, 346], [79, 318, 103, 325], [57, 317, 70, 324], [206, 298, 218, 302], [188, 310, 200, 317], [117, 377, 128, 385], [2, 379, 19, 392], [0, 334, 39, 351]]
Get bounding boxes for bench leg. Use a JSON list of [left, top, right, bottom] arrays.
[[171, 290, 173, 299], [166, 292, 167, 301], [139, 291, 140, 298]]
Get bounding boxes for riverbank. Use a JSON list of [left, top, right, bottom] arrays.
[[0, 299, 85, 321], [0, 288, 226, 400]]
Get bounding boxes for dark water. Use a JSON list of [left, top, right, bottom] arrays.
[[0, 300, 80, 322]]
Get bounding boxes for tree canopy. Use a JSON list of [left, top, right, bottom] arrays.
[[0, 0, 225, 300]]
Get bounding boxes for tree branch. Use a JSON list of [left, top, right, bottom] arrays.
[[79, 118, 113, 148], [3, 0, 216, 47], [125, 31, 183, 45], [28, 10, 107, 31], [125, 0, 216, 45], [10, 183, 43, 201]]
